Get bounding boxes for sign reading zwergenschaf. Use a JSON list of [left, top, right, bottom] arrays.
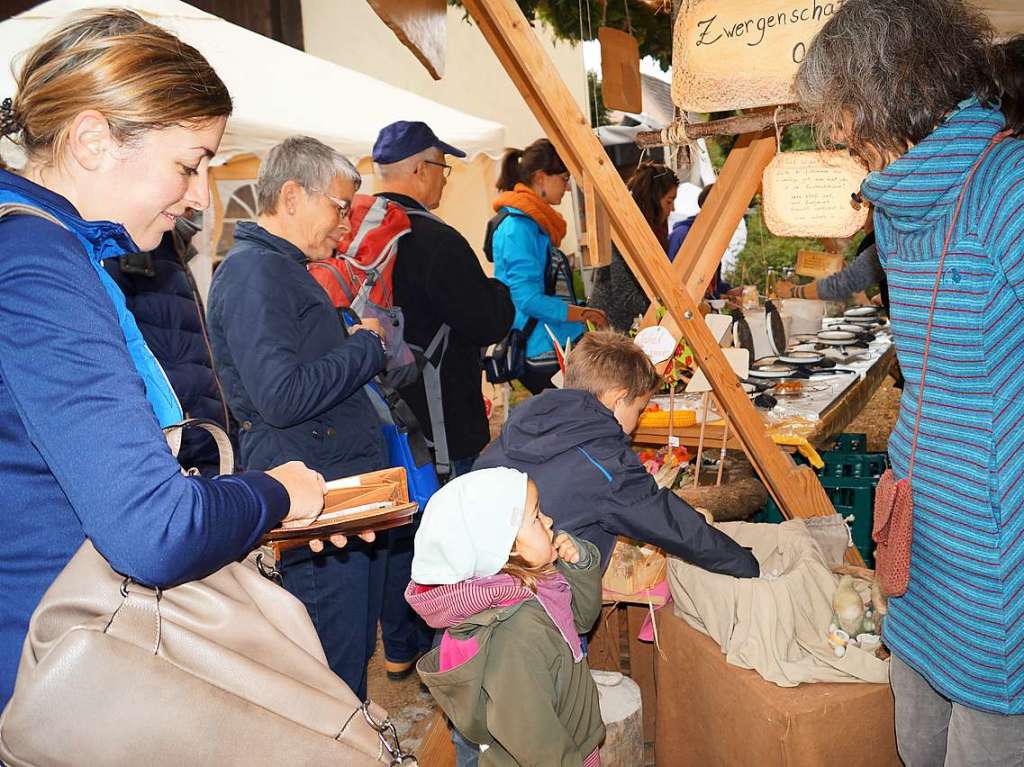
[[672, 0, 846, 113]]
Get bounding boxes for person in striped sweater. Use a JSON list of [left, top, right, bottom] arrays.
[[796, 1, 1024, 764]]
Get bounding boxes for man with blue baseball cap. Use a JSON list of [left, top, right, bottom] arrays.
[[372, 120, 467, 166], [371, 121, 515, 686]]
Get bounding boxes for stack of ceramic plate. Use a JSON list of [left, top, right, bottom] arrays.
[[817, 329, 860, 347], [844, 306, 879, 319], [842, 306, 887, 331], [748, 360, 796, 379], [778, 350, 825, 366]]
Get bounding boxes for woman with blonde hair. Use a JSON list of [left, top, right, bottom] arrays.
[[0, 9, 329, 706]]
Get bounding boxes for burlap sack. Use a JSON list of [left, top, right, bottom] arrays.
[[667, 520, 888, 686]]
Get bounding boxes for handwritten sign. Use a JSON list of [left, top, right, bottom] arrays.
[[796, 250, 845, 278], [762, 151, 868, 238], [672, 0, 846, 112], [599, 27, 643, 113]]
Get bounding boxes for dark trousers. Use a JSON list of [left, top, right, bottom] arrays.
[[279, 538, 387, 700], [380, 521, 433, 663]]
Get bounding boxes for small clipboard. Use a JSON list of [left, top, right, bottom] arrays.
[[262, 467, 418, 557]]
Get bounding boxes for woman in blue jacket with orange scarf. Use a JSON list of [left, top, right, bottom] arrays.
[[489, 139, 607, 393], [0, 10, 327, 707]]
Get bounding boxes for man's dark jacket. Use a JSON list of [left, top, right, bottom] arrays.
[[104, 233, 230, 475], [207, 222, 387, 479], [475, 388, 760, 576], [381, 192, 515, 461]]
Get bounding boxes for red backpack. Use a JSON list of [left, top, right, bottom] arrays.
[[308, 194, 418, 388]]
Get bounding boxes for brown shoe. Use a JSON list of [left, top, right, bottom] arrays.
[[384, 656, 419, 681]]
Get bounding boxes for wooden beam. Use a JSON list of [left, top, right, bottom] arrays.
[[583, 178, 612, 268], [640, 130, 776, 331], [462, 0, 842, 530], [637, 106, 807, 147]]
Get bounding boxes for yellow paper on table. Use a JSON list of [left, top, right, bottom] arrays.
[[772, 435, 824, 469], [705, 418, 824, 468]]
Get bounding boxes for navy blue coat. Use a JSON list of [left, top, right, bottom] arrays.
[[104, 234, 231, 475], [0, 172, 289, 707], [475, 388, 759, 577], [207, 222, 387, 480]]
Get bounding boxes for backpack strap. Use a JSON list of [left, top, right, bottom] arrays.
[[482, 209, 512, 263], [398, 205, 456, 476], [418, 323, 452, 477], [405, 207, 445, 224], [308, 259, 357, 304], [0, 202, 65, 229]]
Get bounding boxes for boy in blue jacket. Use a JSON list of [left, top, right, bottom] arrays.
[[476, 331, 758, 578]]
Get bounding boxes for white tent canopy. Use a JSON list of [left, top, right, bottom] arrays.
[[0, 0, 506, 163]]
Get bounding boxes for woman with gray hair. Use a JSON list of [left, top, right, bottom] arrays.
[[207, 135, 389, 699], [796, 1, 1024, 762]]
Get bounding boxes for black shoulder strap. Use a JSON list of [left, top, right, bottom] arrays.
[[482, 209, 512, 264]]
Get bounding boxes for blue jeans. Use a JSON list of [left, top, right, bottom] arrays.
[[279, 537, 387, 700], [447, 455, 477, 481]]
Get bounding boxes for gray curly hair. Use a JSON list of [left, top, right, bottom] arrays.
[[795, 0, 1000, 167]]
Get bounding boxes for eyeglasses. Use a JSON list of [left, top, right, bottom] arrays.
[[423, 159, 453, 178], [307, 189, 352, 219]]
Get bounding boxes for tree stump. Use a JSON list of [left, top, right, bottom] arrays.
[[592, 671, 643, 766]]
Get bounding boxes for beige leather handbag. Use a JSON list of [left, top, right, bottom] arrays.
[[0, 420, 415, 766]]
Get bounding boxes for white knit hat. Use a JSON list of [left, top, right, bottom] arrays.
[[411, 467, 528, 585]]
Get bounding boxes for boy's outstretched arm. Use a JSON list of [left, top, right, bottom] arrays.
[[601, 459, 760, 579]]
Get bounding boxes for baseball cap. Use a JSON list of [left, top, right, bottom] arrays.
[[372, 120, 467, 164]]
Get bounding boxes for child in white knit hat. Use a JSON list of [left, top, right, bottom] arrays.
[[406, 467, 605, 766]]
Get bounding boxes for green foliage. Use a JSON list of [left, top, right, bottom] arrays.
[[727, 205, 821, 290], [450, 1, 672, 68], [587, 71, 608, 127]]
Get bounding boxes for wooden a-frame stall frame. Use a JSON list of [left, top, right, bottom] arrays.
[[458, 0, 863, 566]]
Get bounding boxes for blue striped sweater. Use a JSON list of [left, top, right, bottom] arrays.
[[862, 101, 1024, 714]]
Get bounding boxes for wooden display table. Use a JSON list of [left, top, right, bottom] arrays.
[[633, 344, 896, 451], [654, 608, 900, 766]]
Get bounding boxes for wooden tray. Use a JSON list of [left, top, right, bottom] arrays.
[[262, 467, 418, 550]]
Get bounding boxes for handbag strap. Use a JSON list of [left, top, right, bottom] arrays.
[[906, 131, 1011, 480], [163, 418, 235, 476]]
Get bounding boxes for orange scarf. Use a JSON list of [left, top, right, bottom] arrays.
[[492, 183, 567, 247]]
